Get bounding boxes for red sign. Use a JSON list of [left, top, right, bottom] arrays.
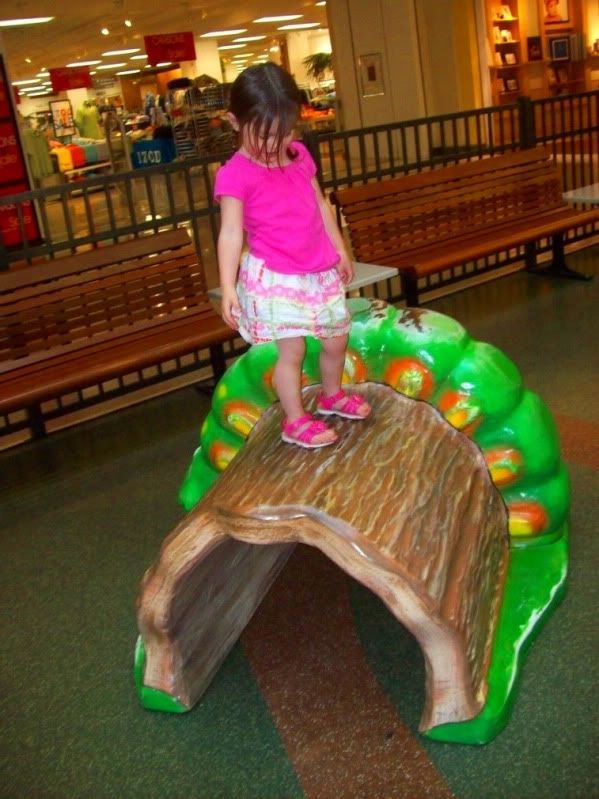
[[49, 66, 92, 93], [0, 183, 40, 248], [0, 65, 11, 118], [0, 121, 26, 183], [0, 55, 40, 250], [144, 32, 196, 65]]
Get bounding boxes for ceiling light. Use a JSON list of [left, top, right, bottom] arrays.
[[233, 36, 266, 42], [200, 29, 247, 38], [125, 19, 132, 27], [37, 70, 50, 76], [25, 57, 31, 63], [96, 63, 127, 70], [12, 78, 41, 85], [28, 90, 52, 96], [316, 1, 327, 5], [253, 15, 302, 23], [232, 53, 254, 58], [116, 69, 140, 75], [101, 27, 110, 35], [156, 62, 173, 67], [102, 48, 140, 56], [0, 17, 54, 27], [278, 23, 320, 30], [90, 71, 97, 75], [130, 54, 148, 60], [65, 60, 102, 67], [218, 44, 245, 50]]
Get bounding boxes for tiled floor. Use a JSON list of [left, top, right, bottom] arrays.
[[1, 246, 597, 798]]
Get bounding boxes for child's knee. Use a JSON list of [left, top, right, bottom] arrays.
[[276, 337, 306, 366], [321, 335, 348, 357]]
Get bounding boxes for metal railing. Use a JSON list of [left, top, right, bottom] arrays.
[[1, 90, 597, 442], [1, 90, 597, 289]]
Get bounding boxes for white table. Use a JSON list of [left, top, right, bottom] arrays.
[[563, 184, 599, 205], [207, 261, 399, 302]]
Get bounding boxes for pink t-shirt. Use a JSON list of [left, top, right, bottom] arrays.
[[213, 141, 339, 274]]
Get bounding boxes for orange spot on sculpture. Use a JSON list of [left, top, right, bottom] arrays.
[[384, 357, 434, 400]]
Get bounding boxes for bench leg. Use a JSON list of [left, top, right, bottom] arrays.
[[209, 344, 227, 383], [27, 404, 47, 439], [403, 271, 420, 307], [532, 233, 592, 281], [524, 242, 537, 272]]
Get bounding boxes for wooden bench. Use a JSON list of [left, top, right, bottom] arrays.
[[331, 147, 599, 305], [0, 229, 237, 439]]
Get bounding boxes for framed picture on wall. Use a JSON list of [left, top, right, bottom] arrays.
[[544, 0, 569, 26], [527, 36, 543, 61], [358, 53, 385, 97], [549, 36, 570, 61], [49, 99, 76, 138]]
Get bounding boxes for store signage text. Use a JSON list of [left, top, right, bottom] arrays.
[[144, 32, 196, 64]]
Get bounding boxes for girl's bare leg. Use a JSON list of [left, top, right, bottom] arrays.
[[319, 334, 348, 396], [274, 337, 337, 444], [273, 337, 306, 421], [319, 334, 371, 417]]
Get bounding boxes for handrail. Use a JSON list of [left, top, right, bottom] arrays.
[[1, 90, 597, 270]]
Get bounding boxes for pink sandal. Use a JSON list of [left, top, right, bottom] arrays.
[[281, 414, 337, 449], [316, 389, 371, 420]]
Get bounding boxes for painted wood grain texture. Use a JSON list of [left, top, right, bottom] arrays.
[[137, 384, 509, 730]]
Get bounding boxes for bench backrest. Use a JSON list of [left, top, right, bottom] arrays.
[[331, 147, 564, 267], [1, 230, 211, 362]]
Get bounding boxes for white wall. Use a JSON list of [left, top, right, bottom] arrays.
[[180, 38, 222, 82]]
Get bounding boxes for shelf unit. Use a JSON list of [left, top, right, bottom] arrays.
[[487, 4, 524, 103], [484, 0, 592, 104]]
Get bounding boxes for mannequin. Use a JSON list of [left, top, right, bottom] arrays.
[[75, 100, 103, 139]]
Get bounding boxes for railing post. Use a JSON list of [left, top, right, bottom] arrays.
[[0, 233, 7, 271], [517, 95, 536, 149], [302, 129, 323, 184]]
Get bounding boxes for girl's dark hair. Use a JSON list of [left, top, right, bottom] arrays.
[[229, 63, 302, 163]]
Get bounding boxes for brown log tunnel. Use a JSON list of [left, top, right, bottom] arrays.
[[137, 384, 510, 732]]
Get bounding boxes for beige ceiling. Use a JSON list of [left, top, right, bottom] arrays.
[[1, 1, 329, 82]]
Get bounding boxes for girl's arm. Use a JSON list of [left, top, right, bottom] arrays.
[[312, 177, 353, 284], [217, 195, 244, 329]]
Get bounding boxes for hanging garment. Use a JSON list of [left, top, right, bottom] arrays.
[[75, 104, 103, 139]]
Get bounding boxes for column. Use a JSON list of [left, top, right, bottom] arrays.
[[180, 38, 223, 82], [326, 0, 482, 129]]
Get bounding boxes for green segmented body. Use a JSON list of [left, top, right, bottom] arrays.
[[171, 299, 569, 743], [180, 301, 568, 543]]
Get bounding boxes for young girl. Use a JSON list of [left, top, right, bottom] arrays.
[[214, 62, 371, 449]]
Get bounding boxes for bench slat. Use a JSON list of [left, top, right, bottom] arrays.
[[0, 303, 225, 375], [332, 147, 598, 304], [340, 161, 557, 223], [334, 147, 553, 206], [346, 181, 565, 262], [353, 207, 599, 275], [0, 229, 192, 293], [0, 230, 237, 435], [0, 312, 234, 413]]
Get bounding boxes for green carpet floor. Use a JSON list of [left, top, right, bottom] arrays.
[[1, 249, 598, 798]]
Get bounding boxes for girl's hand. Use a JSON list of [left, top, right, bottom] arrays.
[[336, 251, 354, 285], [221, 286, 240, 329]]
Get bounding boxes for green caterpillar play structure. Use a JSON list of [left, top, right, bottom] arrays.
[[136, 299, 569, 745]]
